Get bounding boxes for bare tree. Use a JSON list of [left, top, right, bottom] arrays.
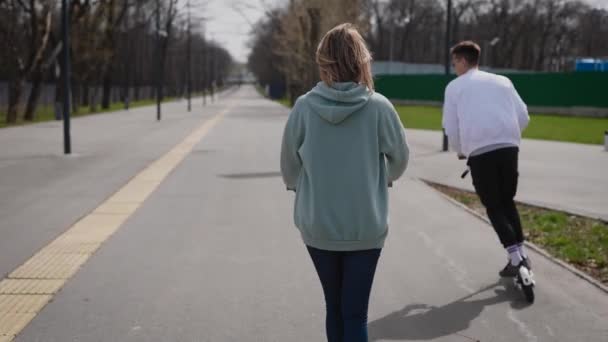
[[272, 0, 369, 104], [0, 0, 234, 125], [0, 0, 53, 123]]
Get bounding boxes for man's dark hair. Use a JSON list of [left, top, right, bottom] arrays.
[[451, 41, 481, 65]]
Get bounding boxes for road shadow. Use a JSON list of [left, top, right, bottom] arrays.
[[369, 279, 528, 341], [412, 151, 444, 159], [228, 112, 286, 121], [190, 149, 216, 155], [219, 171, 282, 179]]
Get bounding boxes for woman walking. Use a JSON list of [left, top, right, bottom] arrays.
[[280, 23, 409, 342]]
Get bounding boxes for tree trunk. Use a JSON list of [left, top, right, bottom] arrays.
[[90, 87, 98, 112], [101, 67, 112, 109], [134, 84, 140, 101], [24, 69, 44, 121], [6, 78, 25, 124], [82, 83, 89, 107], [72, 80, 80, 114], [307, 8, 321, 91], [54, 81, 62, 120]]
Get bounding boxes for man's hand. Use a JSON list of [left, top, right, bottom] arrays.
[[457, 154, 466, 160]]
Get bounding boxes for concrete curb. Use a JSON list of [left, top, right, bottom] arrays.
[[414, 178, 608, 295]]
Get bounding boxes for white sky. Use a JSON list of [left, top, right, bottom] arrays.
[[199, 0, 608, 64], [197, 0, 287, 63], [588, 0, 608, 8]]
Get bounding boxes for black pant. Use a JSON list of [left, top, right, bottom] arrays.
[[468, 147, 524, 248]]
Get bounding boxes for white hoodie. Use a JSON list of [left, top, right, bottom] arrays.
[[442, 69, 530, 156]]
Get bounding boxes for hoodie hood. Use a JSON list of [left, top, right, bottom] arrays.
[[307, 81, 372, 124]]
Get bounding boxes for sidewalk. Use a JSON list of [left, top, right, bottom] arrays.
[[0, 95, 225, 279], [406, 129, 608, 221], [3, 86, 606, 341]]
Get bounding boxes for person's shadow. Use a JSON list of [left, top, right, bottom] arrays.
[[369, 279, 529, 341]]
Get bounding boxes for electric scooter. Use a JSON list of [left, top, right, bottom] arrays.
[[460, 156, 536, 303]]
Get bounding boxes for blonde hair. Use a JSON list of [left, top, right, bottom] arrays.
[[316, 23, 374, 91]]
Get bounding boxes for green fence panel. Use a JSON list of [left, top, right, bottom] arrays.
[[375, 75, 453, 102], [508, 73, 608, 108], [375, 72, 608, 108]]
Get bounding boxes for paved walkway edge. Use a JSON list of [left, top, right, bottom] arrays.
[[414, 177, 608, 295], [418, 177, 608, 223]]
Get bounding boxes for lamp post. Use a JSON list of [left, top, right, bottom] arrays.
[[202, 40, 206, 106], [202, 33, 207, 106], [206, 36, 211, 103], [186, 0, 192, 112], [444, 0, 452, 76], [123, 12, 130, 110], [208, 34, 216, 103], [155, 0, 168, 121], [61, 0, 71, 154], [156, 0, 168, 121], [156, 0, 161, 121], [442, 0, 452, 152]]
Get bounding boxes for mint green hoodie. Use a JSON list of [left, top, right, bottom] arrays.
[[280, 81, 409, 251]]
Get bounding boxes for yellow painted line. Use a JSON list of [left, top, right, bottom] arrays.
[[0, 105, 232, 341], [93, 201, 141, 215]]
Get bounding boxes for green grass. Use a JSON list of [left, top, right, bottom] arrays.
[[254, 85, 291, 108], [396, 106, 443, 131], [0, 97, 175, 129], [277, 98, 291, 107], [429, 182, 608, 284], [254, 85, 266, 97], [396, 105, 608, 145], [523, 115, 608, 145]]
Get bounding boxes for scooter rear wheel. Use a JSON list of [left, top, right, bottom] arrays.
[[522, 284, 535, 303]]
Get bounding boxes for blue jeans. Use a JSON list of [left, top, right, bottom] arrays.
[[307, 246, 382, 342]]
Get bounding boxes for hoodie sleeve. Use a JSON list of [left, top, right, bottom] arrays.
[[280, 100, 305, 191], [379, 103, 409, 183]]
